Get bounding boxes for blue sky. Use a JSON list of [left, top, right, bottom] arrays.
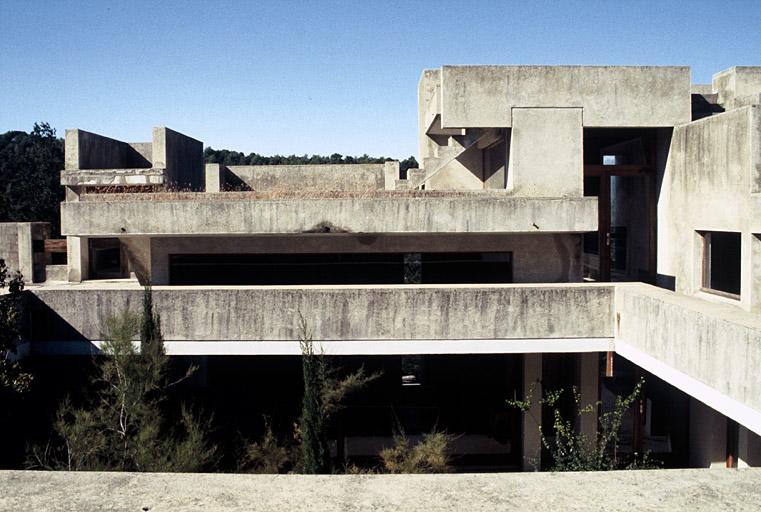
[[2, 0, 761, 159]]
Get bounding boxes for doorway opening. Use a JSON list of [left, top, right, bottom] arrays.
[[582, 129, 665, 283]]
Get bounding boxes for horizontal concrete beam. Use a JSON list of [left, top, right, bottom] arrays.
[[25, 281, 761, 437], [26, 283, 615, 342], [26, 338, 614, 356], [60, 195, 598, 235], [2, 469, 761, 511]]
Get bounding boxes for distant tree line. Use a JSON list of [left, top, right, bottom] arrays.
[[203, 147, 419, 173]]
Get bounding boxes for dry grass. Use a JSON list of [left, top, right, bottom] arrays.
[[80, 189, 511, 202]]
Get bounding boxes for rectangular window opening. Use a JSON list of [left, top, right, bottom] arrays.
[[701, 231, 741, 299]]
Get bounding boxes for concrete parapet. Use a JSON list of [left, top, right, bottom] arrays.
[[65, 129, 151, 170], [61, 195, 598, 236], [152, 127, 204, 190], [226, 163, 394, 192], [26, 283, 614, 343], [616, 283, 761, 427]]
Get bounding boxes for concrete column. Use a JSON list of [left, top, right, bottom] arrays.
[[749, 234, 761, 313], [738, 425, 761, 468], [522, 353, 542, 471], [578, 353, 599, 443], [67, 236, 88, 282], [205, 163, 224, 193], [15, 223, 33, 283], [383, 161, 400, 190], [688, 398, 727, 468]]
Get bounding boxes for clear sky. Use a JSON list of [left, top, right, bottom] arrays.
[[2, 0, 761, 160]]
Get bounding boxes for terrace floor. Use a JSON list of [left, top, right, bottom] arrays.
[[2, 469, 758, 511]]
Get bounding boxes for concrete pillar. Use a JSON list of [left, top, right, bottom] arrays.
[[67, 236, 88, 283], [522, 353, 542, 471], [738, 425, 761, 468], [205, 163, 224, 193], [578, 353, 599, 443], [749, 234, 761, 313], [689, 398, 727, 468], [384, 161, 400, 190], [15, 223, 33, 283]]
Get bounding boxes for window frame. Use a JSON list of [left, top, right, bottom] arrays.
[[699, 231, 741, 301]]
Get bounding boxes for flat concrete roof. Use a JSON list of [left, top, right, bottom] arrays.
[[1, 469, 759, 511]]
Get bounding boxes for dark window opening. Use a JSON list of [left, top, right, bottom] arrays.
[[89, 238, 126, 280], [401, 356, 424, 387], [169, 252, 513, 285], [701, 231, 741, 298]]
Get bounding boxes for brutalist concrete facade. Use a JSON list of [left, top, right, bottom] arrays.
[[7, 64, 761, 470]]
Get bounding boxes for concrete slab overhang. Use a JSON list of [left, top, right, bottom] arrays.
[[60, 195, 598, 236], [23, 281, 761, 436]]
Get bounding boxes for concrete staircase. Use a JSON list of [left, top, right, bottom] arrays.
[[407, 129, 503, 190]]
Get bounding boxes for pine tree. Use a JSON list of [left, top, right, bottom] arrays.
[[29, 287, 216, 471]]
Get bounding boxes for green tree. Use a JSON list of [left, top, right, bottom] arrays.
[[244, 315, 380, 474], [29, 287, 216, 471], [0, 259, 30, 394], [508, 379, 657, 471], [0, 123, 64, 236]]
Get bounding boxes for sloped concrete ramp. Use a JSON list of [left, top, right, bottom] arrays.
[[1, 469, 759, 511]]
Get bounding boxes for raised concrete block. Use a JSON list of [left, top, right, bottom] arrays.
[[439, 65, 691, 128], [152, 127, 203, 191], [204, 163, 224, 193], [507, 108, 583, 198]]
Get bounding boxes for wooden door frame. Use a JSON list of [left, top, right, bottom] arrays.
[[584, 164, 656, 284]]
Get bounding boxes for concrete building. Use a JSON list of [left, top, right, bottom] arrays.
[[6, 64, 761, 471]]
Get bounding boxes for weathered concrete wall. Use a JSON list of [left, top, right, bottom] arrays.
[[616, 283, 761, 415], [440, 66, 690, 128], [713, 66, 761, 109], [507, 108, 582, 197], [3, 469, 761, 512], [64, 129, 151, 170], [61, 195, 598, 236], [152, 127, 203, 190], [0, 222, 50, 282], [418, 69, 442, 162], [143, 233, 582, 285], [26, 283, 614, 342], [657, 106, 761, 311], [0, 223, 21, 273], [227, 164, 390, 192]]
